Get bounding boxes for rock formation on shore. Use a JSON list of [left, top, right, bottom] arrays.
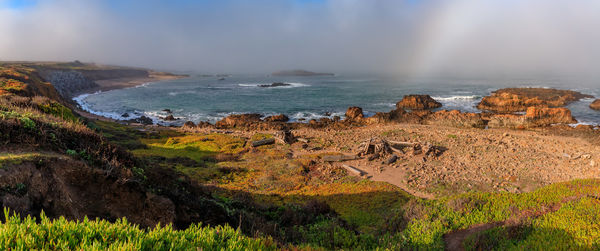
[[477, 88, 593, 113], [215, 114, 262, 128], [264, 114, 289, 122], [396, 95, 442, 110], [345, 107, 364, 121], [591, 99, 600, 110]]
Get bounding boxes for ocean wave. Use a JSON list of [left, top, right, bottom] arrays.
[[168, 90, 198, 96], [374, 102, 396, 107], [238, 82, 310, 88], [432, 95, 481, 101], [73, 93, 143, 121], [290, 111, 346, 122]]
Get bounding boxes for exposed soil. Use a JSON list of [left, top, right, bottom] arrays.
[[234, 123, 600, 197]]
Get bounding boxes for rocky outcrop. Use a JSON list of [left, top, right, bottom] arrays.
[[126, 116, 153, 125], [424, 110, 486, 128], [259, 82, 291, 88], [487, 114, 526, 129], [477, 88, 593, 113], [215, 114, 262, 128], [345, 107, 364, 121], [264, 114, 289, 122], [523, 107, 576, 127], [163, 115, 177, 121], [590, 99, 600, 110], [396, 95, 442, 110]]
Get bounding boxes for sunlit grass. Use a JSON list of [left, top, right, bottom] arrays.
[[0, 209, 276, 250]]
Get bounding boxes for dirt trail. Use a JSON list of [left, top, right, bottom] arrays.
[[444, 222, 504, 251]]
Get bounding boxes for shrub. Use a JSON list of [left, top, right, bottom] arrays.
[[19, 117, 35, 130]]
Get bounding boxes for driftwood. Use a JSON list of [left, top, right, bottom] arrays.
[[357, 138, 445, 160], [251, 138, 275, 147], [322, 155, 359, 162], [275, 130, 295, 144], [296, 138, 309, 143], [386, 154, 398, 164], [357, 138, 409, 157], [341, 164, 366, 177]]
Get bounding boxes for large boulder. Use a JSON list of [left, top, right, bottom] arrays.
[[345, 107, 364, 121], [215, 113, 262, 128], [524, 107, 576, 127], [396, 95, 442, 110], [477, 88, 593, 113], [590, 99, 600, 110], [264, 114, 289, 122]]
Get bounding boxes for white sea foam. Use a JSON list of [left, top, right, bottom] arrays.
[[374, 102, 396, 107], [432, 95, 481, 101]]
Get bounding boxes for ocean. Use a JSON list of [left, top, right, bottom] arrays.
[[74, 74, 600, 126]]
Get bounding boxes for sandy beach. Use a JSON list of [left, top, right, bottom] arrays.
[[71, 72, 187, 97]]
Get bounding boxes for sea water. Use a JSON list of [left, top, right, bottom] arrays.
[[74, 74, 600, 126]]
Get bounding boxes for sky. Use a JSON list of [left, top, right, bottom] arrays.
[[1, 0, 600, 77]]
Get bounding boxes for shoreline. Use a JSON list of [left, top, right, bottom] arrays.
[[70, 73, 187, 98], [71, 73, 188, 123], [72, 76, 600, 128]]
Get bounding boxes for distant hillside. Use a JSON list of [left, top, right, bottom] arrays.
[[272, 69, 334, 76]]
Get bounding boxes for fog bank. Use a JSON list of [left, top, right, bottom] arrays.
[[1, 0, 600, 78]]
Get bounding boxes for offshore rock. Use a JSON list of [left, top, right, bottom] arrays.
[[477, 88, 593, 113], [396, 95, 442, 110]]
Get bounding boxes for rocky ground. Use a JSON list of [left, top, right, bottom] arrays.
[[193, 122, 600, 198]]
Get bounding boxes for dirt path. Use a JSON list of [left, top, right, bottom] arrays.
[[444, 222, 504, 251]]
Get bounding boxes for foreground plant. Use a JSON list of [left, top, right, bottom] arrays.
[[0, 209, 275, 251]]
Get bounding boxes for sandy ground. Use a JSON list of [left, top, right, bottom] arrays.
[[72, 73, 186, 97]]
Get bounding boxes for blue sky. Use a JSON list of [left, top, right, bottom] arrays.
[[0, 0, 38, 9]]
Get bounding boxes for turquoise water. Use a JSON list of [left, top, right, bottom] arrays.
[[74, 74, 600, 126]]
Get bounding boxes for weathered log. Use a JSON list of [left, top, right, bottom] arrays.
[[386, 154, 398, 164], [297, 138, 309, 143], [321, 155, 359, 162], [388, 141, 416, 147], [341, 164, 365, 177], [251, 138, 275, 147]]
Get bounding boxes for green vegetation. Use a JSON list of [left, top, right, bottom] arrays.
[[0, 209, 275, 251]]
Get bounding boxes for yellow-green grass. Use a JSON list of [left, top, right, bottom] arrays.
[[133, 134, 246, 163], [0, 209, 276, 251], [0, 152, 49, 169], [463, 195, 600, 250]]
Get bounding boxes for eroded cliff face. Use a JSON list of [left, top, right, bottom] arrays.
[[33, 64, 149, 98], [44, 71, 98, 98]]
